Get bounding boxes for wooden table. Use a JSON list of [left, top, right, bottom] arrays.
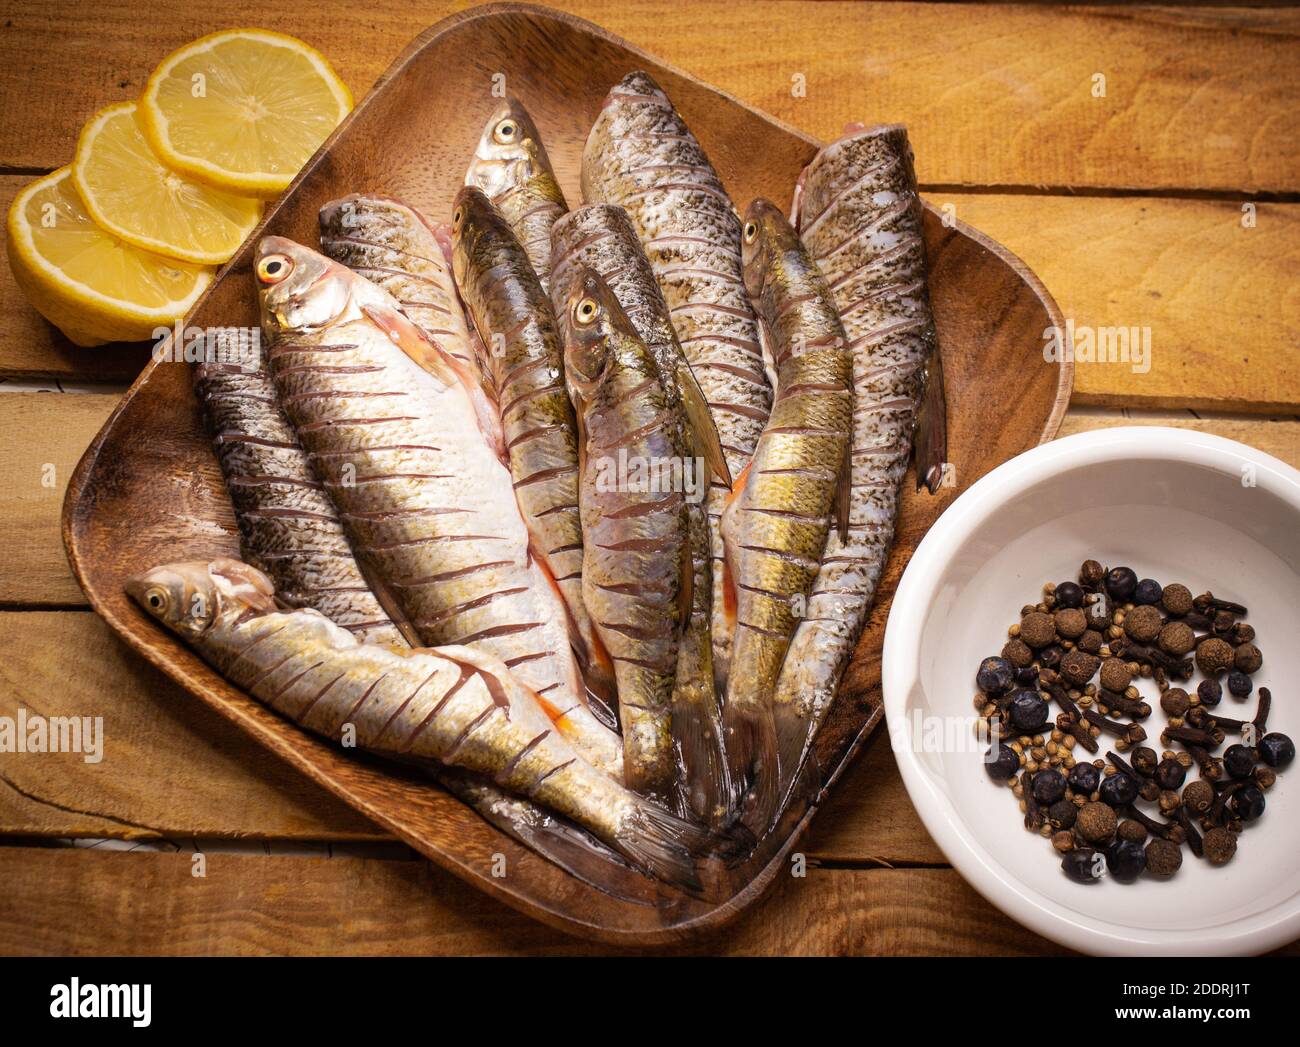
[[1, 0, 1297, 956]]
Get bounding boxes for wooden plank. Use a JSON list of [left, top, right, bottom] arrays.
[[0, 611, 386, 841], [943, 195, 1300, 414], [1059, 408, 1300, 464], [0, 1, 1296, 193], [0, 846, 1073, 955], [0, 391, 119, 604], [7, 172, 1300, 414]]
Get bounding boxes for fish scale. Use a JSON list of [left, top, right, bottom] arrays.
[[255, 236, 621, 778], [763, 124, 946, 828], [193, 362, 407, 647], [583, 71, 772, 691], [127, 559, 728, 891]]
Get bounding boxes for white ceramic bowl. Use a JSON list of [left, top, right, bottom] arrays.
[[883, 426, 1300, 955]]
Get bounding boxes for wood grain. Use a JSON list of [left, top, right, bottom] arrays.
[[944, 195, 1300, 413], [0, 846, 1070, 956], [0, 392, 119, 604], [60, 5, 1068, 942], [0, 2, 1296, 192], [0, 611, 386, 841]]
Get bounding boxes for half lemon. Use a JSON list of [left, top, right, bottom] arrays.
[[138, 28, 353, 198], [6, 168, 213, 346], [74, 101, 262, 265]]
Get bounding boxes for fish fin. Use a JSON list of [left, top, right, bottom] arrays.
[[676, 362, 731, 489], [363, 302, 506, 460], [617, 800, 752, 891], [770, 703, 818, 832], [912, 345, 948, 495], [678, 546, 693, 636], [724, 702, 780, 836], [672, 693, 733, 830], [351, 557, 421, 650], [718, 461, 750, 635], [756, 315, 779, 394], [572, 390, 589, 480], [435, 768, 658, 905], [835, 437, 852, 544]]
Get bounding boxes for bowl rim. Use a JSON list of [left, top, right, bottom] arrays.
[[882, 425, 1300, 956]]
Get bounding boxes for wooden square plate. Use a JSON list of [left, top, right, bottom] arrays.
[[63, 2, 1070, 945]]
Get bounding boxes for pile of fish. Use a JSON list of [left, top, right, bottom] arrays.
[[130, 77, 946, 895]]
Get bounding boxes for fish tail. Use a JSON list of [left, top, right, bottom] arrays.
[[672, 695, 734, 830], [617, 799, 753, 891], [769, 703, 817, 830], [913, 347, 948, 495], [724, 700, 779, 831]]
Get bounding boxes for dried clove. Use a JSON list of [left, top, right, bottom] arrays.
[[1082, 708, 1146, 744]]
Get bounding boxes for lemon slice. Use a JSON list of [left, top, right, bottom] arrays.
[[73, 101, 262, 265], [6, 168, 213, 346], [139, 29, 352, 197]]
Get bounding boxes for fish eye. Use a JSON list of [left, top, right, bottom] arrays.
[[144, 586, 169, 612], [574, 297, 599, 325], [452, 207, 463, 227], [743, 221, 758, 244], [256, 253, 293, 285], [493, 119, 517, 144]]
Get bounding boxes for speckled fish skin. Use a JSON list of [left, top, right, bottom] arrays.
[[318, 194, 476, 372], [551, 208, 732, 825], [560, 270, 687, 803], [723, 199, 853, 829], [465, 98, 568, 293], [582, 71, 772, 693], [449, 187, 612, 700], [193, 361, 408, 648], [126, 559, 718, 890], [766, 125, 945, 824], [255, 236, 621, 779]]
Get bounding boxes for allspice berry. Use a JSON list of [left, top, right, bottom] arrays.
[[1182, 779, 1214, 814], [1234, 643, 1263, 674], [1019, 611, 1057, 649], [1195, 637, 1234, 675], [1002, 638, 1033, 668], [1160, 583, 1193, 617], [1099, 657, 1132, 693], [1160, 687, 1190, 717], [1080, 560, 1105, 588], [1085, 595, 1112, 631], [1055, 607, 1087, 640], [1117, 819, 1147, 843], [1077, 629, 1103, 655], [1145, 838, 1183, 878], [1059, 649, 1101, 688], [1203, 827, 1237, 866], [1158, 620, 1195, 657], [1124, 604, 1164, 643], [1077, 801, 1117, 844]]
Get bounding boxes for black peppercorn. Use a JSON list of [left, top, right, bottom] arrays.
[[1182, 779, 1214, 814], [1134, 578, 1163, 605], [1105, 566, 1138, 602], [1233, 643, 1262, 674], [1062, 847, 1104, 883], [1160, 687, 1190, 717], [985, 743, 1020, 781], [1223, 743, 1257, 779], [1203, 827, 1237, 865], [1117, 819, 1147, 843], [1085, 594, 1113, 631], [1077, 629, 1103, 655], [1154, 757, 1186, 791], [1099, 772, 1138, 807], [1039, 643, 1064, 669], [1015, 666, 1040, 686], [1259, 733, 1295, 769], [1106, 838, 1146, 881], [1068, 762, 1101, 795], [1059, 649, 1101, 689], [1226, 671, 1252, 698], [1080, 560, 1105, 589], [1009, 690, 1049, 732], [1231, 785, 1265, 822], [1055, 581, 1084, 609], [1048, 799, 1077, 830], [976, 655, 1015, 695], [1197, 678, 1222, 707]]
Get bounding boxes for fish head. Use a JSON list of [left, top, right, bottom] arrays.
[[557, 267, 635, 389], [255, 236, 356, 338], [127, 559, 276, 641], [465, 99, 549, 200], [740, 197, 796, 298], [449, 185, 508, 284]]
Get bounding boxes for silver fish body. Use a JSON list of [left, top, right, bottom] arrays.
[[193, 361, 407, 647], [127, 559, 721, 890], [465, 98, 568, 292], [254, 236, 621, 778], [318, 194, 476, 371], [768, 125, 945, 821], [582, 71, 772, 691]]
